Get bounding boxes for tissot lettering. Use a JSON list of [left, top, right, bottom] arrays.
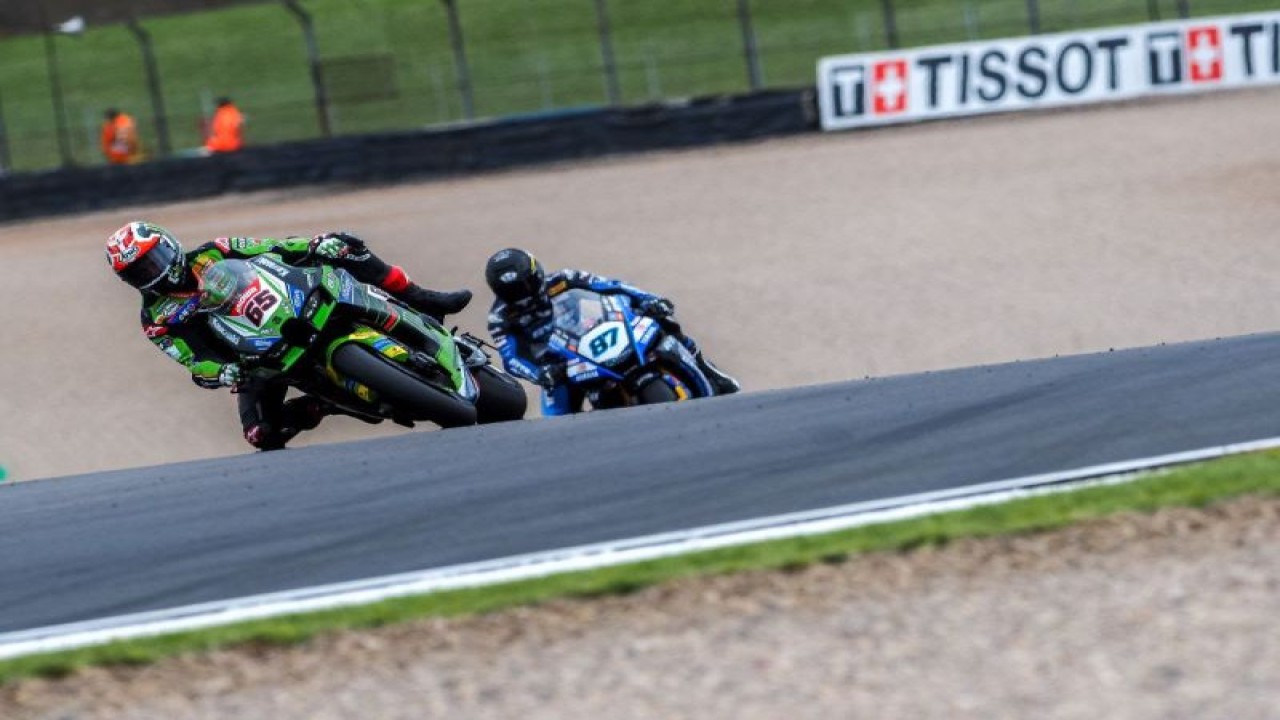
[[910, 41, 1124, 110], [1096, 37, 1129, 89], [1016, 46, 1049, 97], [1056, 42, 1093, 94], [978, 50, 1008, 102], [819, 12, 1280, 131], [1273, 22, 1280, 73], [917, 55, 950, 107], [1230, 24, 1264, 76]]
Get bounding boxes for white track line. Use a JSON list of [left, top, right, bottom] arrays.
[[2, 436, 1278, 661]]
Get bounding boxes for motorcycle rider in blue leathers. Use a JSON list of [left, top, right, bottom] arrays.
[[484, 248, 740, 415]]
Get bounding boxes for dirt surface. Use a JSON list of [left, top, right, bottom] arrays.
[[5, 494, 1277, 719], [3, 88, 1280, 481]]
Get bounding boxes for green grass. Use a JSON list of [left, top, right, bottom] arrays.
[[0, 0, 1272, 171], [2, 447, 1278, 685]]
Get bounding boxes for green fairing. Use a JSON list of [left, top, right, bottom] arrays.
[[428, 320, 464, 389], [229, 237, 313, 257], [313, 264, 464, 393], [198, 258, 475, 425], [142, 239, 313, 385]]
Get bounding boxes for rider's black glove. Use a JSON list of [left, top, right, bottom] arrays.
[[537, 363, 566, 391], [639, 296, 675, 319]]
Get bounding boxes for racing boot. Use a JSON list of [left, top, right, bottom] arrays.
[[676, 334, 740, 396], [280, 395, 335, 433], [248, 396, 339, 450], [359, 255, 471, 322], [396, 284, 472, 322], [695, 351, 741, 396]]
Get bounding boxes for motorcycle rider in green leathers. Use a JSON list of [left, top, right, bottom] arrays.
[[106, 220, 472, 450]]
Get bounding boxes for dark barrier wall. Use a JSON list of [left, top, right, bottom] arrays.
[[0, 89, 816, 223]]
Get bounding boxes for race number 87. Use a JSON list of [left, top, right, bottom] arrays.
[[589, 327, 619, 357]]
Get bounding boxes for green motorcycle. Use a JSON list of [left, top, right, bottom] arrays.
[[198, 254, 526, 428]]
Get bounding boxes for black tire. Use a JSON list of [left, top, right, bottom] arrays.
[[331, 344, 477, 428], [473, 365, 528, 424], [636, 376, 680, 405]]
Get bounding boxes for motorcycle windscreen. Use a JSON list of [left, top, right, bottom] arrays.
[[552, 289, 608, 337], [198, 259, 255, 313]]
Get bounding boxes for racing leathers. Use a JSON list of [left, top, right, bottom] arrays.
[[486, 269, 739, 415], [141, 234, 470, 449]]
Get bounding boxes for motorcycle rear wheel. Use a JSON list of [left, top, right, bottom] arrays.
[[332, 344, 477, 428]]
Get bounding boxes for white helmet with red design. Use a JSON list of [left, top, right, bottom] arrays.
[[106, 221, 186, 292]]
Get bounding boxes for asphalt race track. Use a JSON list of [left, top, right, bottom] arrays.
[[1, 333, 1278, 635]]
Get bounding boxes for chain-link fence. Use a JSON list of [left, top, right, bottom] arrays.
[[0, 0, 1267, 173]]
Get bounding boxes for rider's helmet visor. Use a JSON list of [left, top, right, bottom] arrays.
[[119, 238, 180, 290]]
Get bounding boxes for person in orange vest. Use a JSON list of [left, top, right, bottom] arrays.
[[101, 108, 142, 165], [204, 97, 245, 153]]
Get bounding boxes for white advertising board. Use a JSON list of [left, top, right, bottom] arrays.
[[818, 12, 1280, 130]]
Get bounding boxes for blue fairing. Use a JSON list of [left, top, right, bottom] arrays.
[[541, 385, 576, 415], [632, 316, 660, 359], [546, 334, 625, 382]]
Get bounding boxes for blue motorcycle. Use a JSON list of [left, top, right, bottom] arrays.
[[542, 288, 714, 407]]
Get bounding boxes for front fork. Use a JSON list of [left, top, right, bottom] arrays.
[[634, 334, 711, 399]]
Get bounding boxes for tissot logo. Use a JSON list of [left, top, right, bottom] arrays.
[[826, 59, 909, 119], [819, 11, 1280, 131], [1147, 27, 1225, 85], [873, 60, 909, 114], [827, 65, 865, 118], [1187, 26, 1223, 82]]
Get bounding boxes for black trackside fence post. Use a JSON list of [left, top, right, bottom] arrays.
[[283, 0, 333, 137], [126, 18, 172, 157], [592, 0, 621, 105], [879, 0, 899, 49], [1146, 0, 1160, 21], [440, 0, 475, 120], [1176, 0, 1190, 19], [0, 87, 11, 173], [736, 0, 763, 90], [1025, 0, 1041, 35], [37, 1, 73, 167]]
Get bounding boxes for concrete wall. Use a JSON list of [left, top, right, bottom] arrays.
[[0, 90, 816, 222]]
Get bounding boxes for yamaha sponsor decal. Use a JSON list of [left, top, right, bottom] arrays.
[[818, 11, 1280, 130]]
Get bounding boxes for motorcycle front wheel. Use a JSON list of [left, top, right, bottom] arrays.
[[473, 365, 528, 423], [636, 376, 680, 405], [331, 344, 477, 428]]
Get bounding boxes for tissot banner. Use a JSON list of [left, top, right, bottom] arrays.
[[817, 12, 1280, 130]]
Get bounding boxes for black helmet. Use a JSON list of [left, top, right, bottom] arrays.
[[485, 248, 545, 304]]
